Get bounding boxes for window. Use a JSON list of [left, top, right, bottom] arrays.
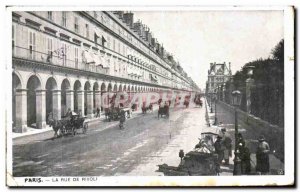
[[46, 38, 53, 62], [113, 39, 115, 51], [112, 21, 115, 31], [75, 47, 79, 68], [74, 17, 79, 33], [28, 30, 36, 59], [85, 24, 89, 39], [12, 24, 16, 55], [100, 13, 104, 23], [47, 11, 53, 21], [62, 12, 67, 27], [94, 11, 98, 19], [62, 43, 67, 66], [107, 36, 110, 49]]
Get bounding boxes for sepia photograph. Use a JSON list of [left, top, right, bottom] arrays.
[[5, 5, 294, 187]]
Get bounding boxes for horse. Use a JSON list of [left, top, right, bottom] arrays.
[[142, 103, 153, 114], [47, 118, 64, 138]]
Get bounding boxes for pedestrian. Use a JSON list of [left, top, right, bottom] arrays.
[[220, 128, 232, 165], [237, 133, 246, 151], [256, 135, 270, 175], [78, 109, 82, 117], [96, 107, 100, 118], [240, 144, 251, 175], [214, 135, 225, 168], [65, 108, 72, 118], [119, 109, 126, 129]]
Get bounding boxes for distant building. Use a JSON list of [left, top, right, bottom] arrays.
[[206, 62, 232, 94]]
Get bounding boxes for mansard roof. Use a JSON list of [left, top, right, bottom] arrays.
[[208, 62, 231, 76]]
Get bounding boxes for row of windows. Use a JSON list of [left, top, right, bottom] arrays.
[[15, 12, 189, 86], [43, 11, 174, 80], [13, 28, 171, 84]]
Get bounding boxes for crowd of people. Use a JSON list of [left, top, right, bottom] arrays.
[[213, 127, 270, 175]]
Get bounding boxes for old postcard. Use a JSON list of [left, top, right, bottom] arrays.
[[5, 5, 294, 187]]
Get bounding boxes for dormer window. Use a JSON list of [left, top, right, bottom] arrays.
[[47, 11, 53, 21]]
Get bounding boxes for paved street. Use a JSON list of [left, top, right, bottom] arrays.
[[13, 102, 211, 177]]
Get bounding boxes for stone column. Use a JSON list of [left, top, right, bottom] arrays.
[[77, 90, 85, 116], [35, 89, 46, 129], [66, 90, 74, 112], [52, 90, 61, 120], [14, 89, 27, 133], [87, 90, 94, 118], [246, 78, 254, 114]]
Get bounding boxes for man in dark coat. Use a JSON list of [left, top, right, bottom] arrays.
[[214, 135, 225, 166], [96, 107, 100, 118], [256, 135, 270, 175], [220, 128, 232, 165]]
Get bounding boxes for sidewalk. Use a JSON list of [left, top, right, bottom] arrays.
[[12, 105, 160, 140], [204, 98, 234, 175], [205, 98, 284, 175]]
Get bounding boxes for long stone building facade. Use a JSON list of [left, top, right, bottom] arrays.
[[12, 11, 199, 133]]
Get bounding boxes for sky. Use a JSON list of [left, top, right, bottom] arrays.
[[133, 10, 283, 90]]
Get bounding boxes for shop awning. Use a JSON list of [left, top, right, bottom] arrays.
[[127, 67, 134, 75], [94, 54, 102, 66], [83, 50, 94, 64]]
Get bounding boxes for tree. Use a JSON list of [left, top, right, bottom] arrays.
[[271, 39, 284, 62]]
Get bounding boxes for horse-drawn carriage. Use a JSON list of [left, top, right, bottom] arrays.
[[157, 132, 219, 176], [194, 96, 203, 107], [158, 103, 170, 119], [104, 107, 132, 121], [142, 102, 153, 114], [48, 112, 87, 138]]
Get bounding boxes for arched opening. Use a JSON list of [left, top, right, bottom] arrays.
[[93, 82, 99, 113], [113, 84, 118, 93], [26, 75, 41, 127], [84, 81, 91, 116], [45, 77, 58, 123], [61, 79, 70, 117], [74, 80, 81, 113], [118, 84, 122, 92], [100, 82, 106, 111], [12, 73, 22, 129], [107, 83, 112, 92]]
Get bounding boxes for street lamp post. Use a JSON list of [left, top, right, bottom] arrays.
[[232, 90, 242, 175], [245, 66, 255, 114], [210, 92, 213, 113], [213, 91, 218, 125]]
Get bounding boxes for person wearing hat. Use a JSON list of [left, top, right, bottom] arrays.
[[220, 128, 232, 165], [214, 135, 225, 167], [256, 135, 270, 174]]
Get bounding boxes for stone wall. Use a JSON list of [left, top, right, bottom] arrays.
[[218, 101, 284, 162]]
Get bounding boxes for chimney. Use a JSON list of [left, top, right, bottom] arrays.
[[123, 12, 134, 28]]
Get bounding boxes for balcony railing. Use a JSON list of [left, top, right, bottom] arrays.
[[12, 46, 109, 74], [12, 46, 189, 89]]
